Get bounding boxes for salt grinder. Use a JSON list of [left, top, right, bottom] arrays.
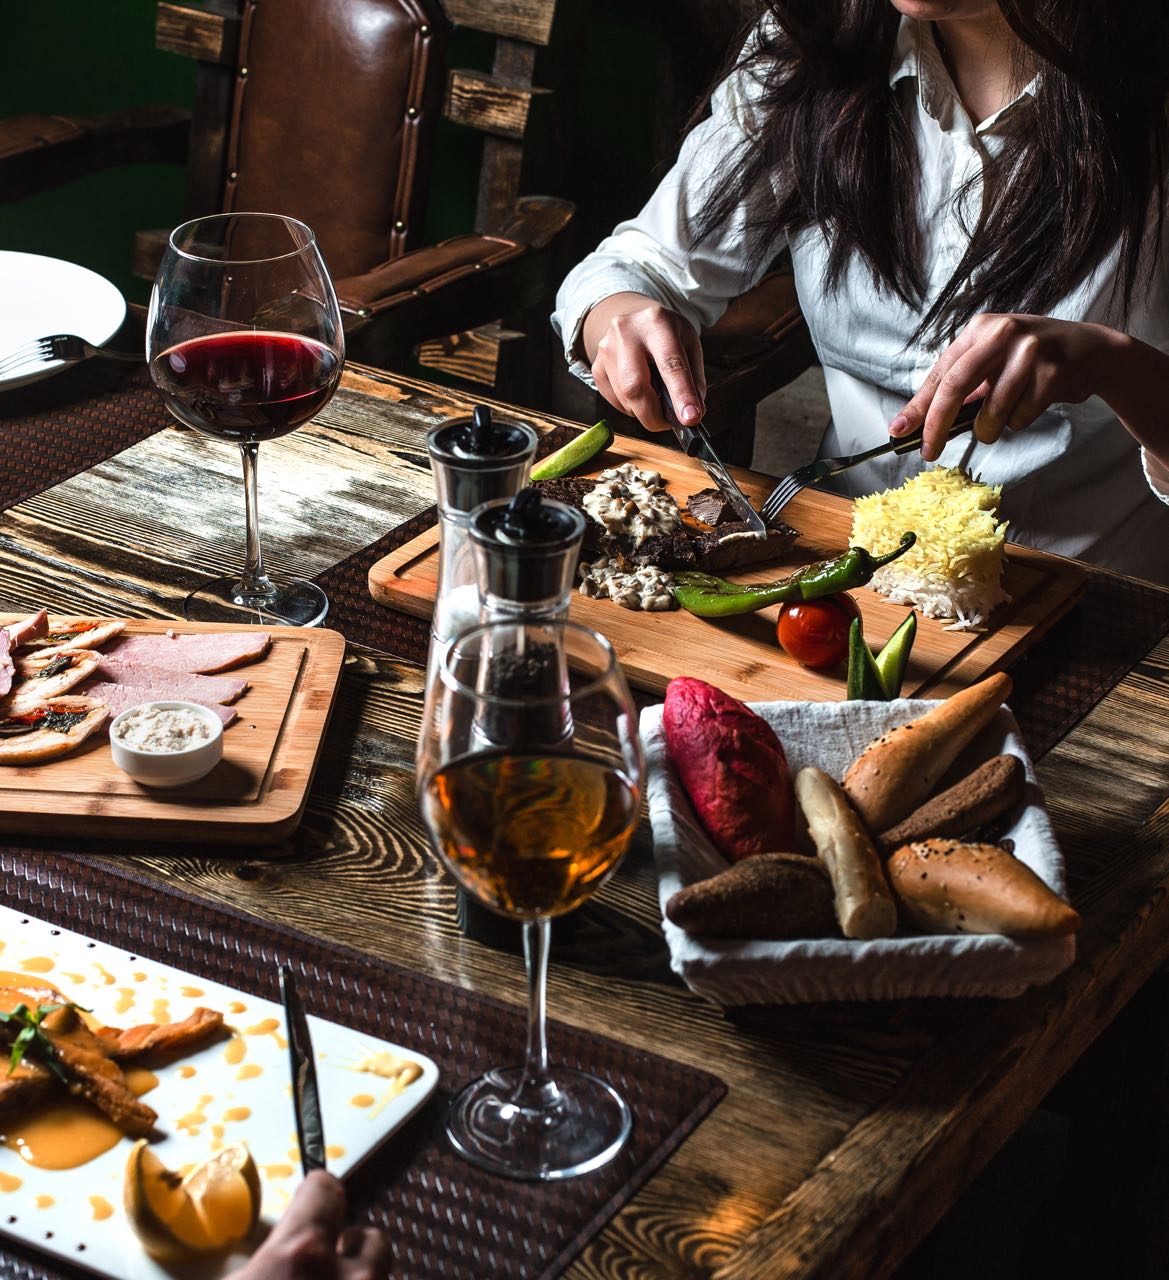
[[423, 407, 537, 695]]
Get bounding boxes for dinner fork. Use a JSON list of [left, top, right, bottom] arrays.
[[0, 333, 142, 379], [760, 398, 985, 521]]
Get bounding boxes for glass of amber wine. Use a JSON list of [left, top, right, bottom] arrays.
[[417, 620, 644, 1180]]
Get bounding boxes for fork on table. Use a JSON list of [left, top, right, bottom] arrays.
[[0, 333, 143, 380], [760, 398, 985, 521]]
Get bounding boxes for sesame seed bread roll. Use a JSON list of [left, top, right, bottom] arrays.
[[842, 672, 1013, 834], [795, 767, 896, 940], [887, 840, 1081, 938]]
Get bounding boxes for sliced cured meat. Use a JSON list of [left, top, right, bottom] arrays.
[[0, 630, 11, 700], [24, 618, 126, 654], [5, 608, 48, 648], [83, 682, 238, 726], [0, 696, 110, 764], [103, 631, 272, 674], [3, 650, 101, 714], [89, 657, 248, 704]]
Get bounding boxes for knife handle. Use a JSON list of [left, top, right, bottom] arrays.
[[651, 371, 706, 456]]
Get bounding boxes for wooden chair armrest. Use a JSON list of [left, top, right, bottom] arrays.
[[0, 106, 190, 203]]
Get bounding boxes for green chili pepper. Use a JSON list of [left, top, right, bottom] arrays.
[[846, 617, 887, 700], [874, 610, 917, 699], [673, 532, 916, 618]]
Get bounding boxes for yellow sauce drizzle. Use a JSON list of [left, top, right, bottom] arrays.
[[89, 1195, 114, 1221], [150, 999, 170, 1025], [236, 1063, 262, 1081], [0, 1172, 21, 1192], [223, 1035, 246, 1066], [326, 1145, 346, 1160], [228, 1001, 247, 1015], [61, 972, 84, 984], [33, 1194, 53, 1209], [19, 958, 53, 974], [350, 1094, 375, 1108], [222, 1107, 251, 1123], [177, 1065, 197, 1080], [177, 1095, 213, 1137], [262, 1163, 294, 1180], [133, 972, 147, 983], [115, 988, 135, 1014], [93, 963, 115, 986]]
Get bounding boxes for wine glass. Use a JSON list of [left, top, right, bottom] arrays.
[[147, 212, 344, 625], [417, 620, 644, 1180]]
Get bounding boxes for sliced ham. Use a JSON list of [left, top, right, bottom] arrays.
[[6, 609, 48, 648], [0, 631, 11, 699], [89, 657, 248, 705], [102, 631, 272, 674], [84, 683, 238, 726]]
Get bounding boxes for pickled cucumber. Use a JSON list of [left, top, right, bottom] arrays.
[[530, 421, 613, 481]]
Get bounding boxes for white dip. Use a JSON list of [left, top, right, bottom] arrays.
[[579, 558, 677, 611], [582, 463, 681, 548], [113, 705, 213, 753]]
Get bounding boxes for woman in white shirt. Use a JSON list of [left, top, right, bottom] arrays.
[[552, 0, 1169, 581]]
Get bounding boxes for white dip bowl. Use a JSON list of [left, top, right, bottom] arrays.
[[109, 700, 224, 788]]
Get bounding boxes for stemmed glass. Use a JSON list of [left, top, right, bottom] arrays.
[[147, 212, 344, 625], [417, 620, 644, 1179]]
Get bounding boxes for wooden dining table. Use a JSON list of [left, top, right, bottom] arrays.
[[1, 356, 1168, 1280]]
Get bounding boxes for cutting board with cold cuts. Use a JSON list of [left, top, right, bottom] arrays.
[[368, 431, 1087, 705], [0, 618, 345, 844]]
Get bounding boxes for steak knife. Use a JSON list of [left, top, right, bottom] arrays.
[[653, 374, 767, 537], [280, 964, 327, 1175]]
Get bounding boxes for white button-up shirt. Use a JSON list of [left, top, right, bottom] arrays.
[[552, 19, 1169, 583]]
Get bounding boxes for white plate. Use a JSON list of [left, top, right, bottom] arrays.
[[642, 697, 1077, 1005], [0, 905, 439, 1279], [0, 251, 127, 390]]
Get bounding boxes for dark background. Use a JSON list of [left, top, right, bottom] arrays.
[[0, 0, 746, 307]]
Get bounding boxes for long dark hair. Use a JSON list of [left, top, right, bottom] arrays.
[[694, 2, 1169, 342]]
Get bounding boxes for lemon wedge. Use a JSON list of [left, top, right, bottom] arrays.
[[124, 1139, 261, 1260]]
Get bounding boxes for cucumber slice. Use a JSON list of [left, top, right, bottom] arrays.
[[530, 421, 613, 481], [874, 610, 917, 700]]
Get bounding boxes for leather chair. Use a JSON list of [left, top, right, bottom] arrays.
[[0, 0, 583, 411]]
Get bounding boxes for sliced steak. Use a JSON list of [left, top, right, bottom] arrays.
[[89, 657, 248, 704], [687, 487, 737, 527], [0, 630, 11, 700], [83, 682, 238, 726], [102, 631, 272, 674], [690, 523, 800, 572]]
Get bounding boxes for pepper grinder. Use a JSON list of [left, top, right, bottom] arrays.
[[457, 488, 588, 952], [422, 407, 537, 697]]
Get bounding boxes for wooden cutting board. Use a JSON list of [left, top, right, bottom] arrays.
[[367, 434, 1087, 704], [0, 618, 345, 844]]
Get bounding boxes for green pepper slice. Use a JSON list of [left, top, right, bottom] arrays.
[[846, 617, 887, 700], [673, 532, 916, 618], [874, 610, 917, 699]]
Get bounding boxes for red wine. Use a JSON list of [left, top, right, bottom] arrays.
[[151, 331, 341, 442]]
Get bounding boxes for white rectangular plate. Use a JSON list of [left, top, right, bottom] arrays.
[[642, 697, 1077, 1005], [0, 905, 438, 1279]]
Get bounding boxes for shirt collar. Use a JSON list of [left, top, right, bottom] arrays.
[[888, 17, 1038, 135]]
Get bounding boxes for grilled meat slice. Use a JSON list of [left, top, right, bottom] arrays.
[[100, 1007, 226, 1062], [687, 487, 738, 526], [40, 1006, 158, 1137]]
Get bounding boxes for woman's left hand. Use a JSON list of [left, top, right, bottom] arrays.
[[889, 314, 1122, 461]]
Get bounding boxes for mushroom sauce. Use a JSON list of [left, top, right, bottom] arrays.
[[581, 464, 681, 547], [578, 558, 677, 611]]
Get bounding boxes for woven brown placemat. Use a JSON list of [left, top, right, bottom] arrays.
[[0, 847, 724, 1280], [0, 364, 167, 511]]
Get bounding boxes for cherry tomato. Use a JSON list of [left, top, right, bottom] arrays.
[[776, 593, 860, 670]]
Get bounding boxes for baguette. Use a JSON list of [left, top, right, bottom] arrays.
[[795, 767, 896, 940], [876, 753, 1026, 854], [665, 853, 836, 940], [843, 672, 1013, 834], [887, 839, 1081, 938]]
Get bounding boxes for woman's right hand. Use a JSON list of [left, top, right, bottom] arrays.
[[582, 293, 706, 432]]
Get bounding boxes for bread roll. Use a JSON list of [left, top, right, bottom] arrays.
[[665, 853, 836, 939], [887, 839, 1080, 938], [843, 672, 1013, 833], [795, 767, 896, 940], [876, 753, 1026, 853]]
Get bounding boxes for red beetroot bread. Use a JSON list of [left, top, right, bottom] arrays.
[[662, 677, 794, 861]]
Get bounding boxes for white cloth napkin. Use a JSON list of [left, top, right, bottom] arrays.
[[641, 697, 1076, 1005]]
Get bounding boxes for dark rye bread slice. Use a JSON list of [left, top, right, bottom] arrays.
[[535, 476, 798, 572]]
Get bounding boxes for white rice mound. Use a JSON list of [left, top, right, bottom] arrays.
[[851, 466, 1010, 630]]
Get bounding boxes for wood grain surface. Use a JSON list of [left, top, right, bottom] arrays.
[[369, 430, 1086, 702], [0, 617, 345, 843], [1, 363, 1167, 1280]]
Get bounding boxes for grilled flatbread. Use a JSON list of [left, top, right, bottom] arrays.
[[3, 649, 102, 714], [19, 618, 126, 655], [0, 696, 109, 764]]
